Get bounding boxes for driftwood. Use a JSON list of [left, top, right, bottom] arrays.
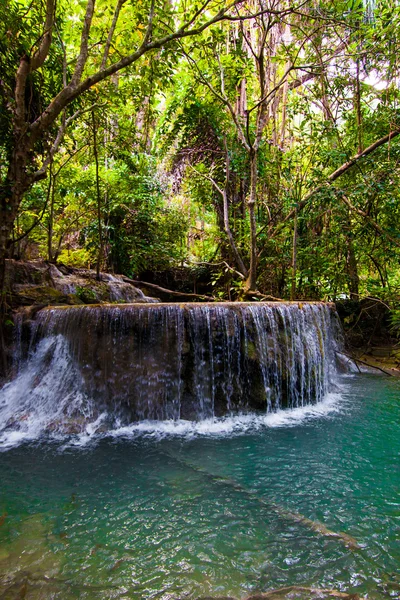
[[121, 276, 215, 301], [167, 453, 360, 551]]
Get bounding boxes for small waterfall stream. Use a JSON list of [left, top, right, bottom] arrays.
[[0, 302, 342, 443]]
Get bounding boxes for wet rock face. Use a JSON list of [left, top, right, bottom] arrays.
[[5, 260, 158, 308], [18, 302, 341, 422]]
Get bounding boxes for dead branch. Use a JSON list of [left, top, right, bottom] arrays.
[[340, 351, 395, 377]]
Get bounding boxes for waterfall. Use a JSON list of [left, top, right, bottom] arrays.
[[0, 302, 342, 442]]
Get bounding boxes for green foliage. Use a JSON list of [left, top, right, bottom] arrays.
[[58, 249, 92, 268], [75, 286, 97, 303], [2, 0, 400, 302]]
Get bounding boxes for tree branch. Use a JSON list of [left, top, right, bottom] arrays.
[[30, 0, 274, 141], [100, 0, 127, 70], [187, 164, 224, 196], [30, 0, 56, 71], [32, 104, 101, 182], [340, 194, 400, 248], [271, 129, 400, 236], [122, 276, 215, 301], [71, 0, 96, 85]]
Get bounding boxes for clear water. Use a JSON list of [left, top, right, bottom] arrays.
[[0, 374, 399, 599]]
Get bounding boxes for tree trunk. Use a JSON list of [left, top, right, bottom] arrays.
[[346, 235, 359, 300], [246, 150, 258, 291], [0, 159, 28, 375], [355, 58, 363, 154], [220, 137, 248, 278], [291, 209, 298, 300], [222, 190, 248, 277], [92, 111, 103, 281], [47, 167, 55, 262]]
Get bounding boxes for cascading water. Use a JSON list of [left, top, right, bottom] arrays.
[[0, 302, 342, 445]]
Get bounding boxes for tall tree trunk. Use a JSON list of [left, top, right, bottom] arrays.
[[0, 253, 8, 376], [221, 137, 248, 277], [246, 150, 258, 291], [47, 167, 55, 262], [291, 209, 298, 300], [355, 58, 363, 154], [346, 237, 359, 300], [222, 190, 248, 277], [0, 152, 30, 375], [345, 213, 359, 299], [92, 111, 103, 281]]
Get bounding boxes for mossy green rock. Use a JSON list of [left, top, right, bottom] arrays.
[[12, 286, 84, 307]]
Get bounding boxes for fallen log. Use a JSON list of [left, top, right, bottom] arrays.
[[167, 452, 360, 551], [241, 586, 367, 599], [121, 276, 215, 301]]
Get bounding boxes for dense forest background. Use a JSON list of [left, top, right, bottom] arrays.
[[1, 0, 400, 304]]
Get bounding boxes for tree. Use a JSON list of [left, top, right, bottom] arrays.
[[2, 0, 299, 372], [1, 0, 284, 289]]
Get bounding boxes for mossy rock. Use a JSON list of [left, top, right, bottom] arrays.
[[12, 286, 84, 307], [75, 286, 99, 304], [65, 293, 85, 305], [75, 282, 111, 303]]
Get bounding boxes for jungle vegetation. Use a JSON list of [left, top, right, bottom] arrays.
[[1, 0, 400, 305]]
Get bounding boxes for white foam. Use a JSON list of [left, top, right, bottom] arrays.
[[0, 389, 345, 450], [0, 336, 97, 451], [56, 389, 345, 448], [0, 322, 347, 451]]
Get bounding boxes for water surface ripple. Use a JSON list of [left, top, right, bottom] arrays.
[[0, 375, 399, 599]]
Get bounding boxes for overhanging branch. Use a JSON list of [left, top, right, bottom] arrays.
[[270, 129, 400, 238]]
